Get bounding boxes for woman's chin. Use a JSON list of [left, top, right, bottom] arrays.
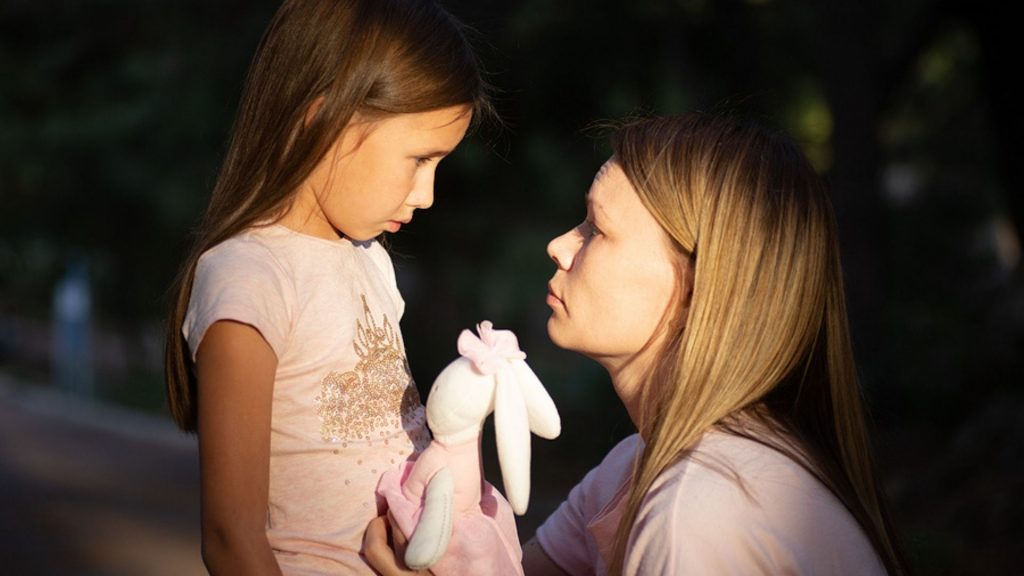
[[546, 320, 593, 358], [545, 318, 574, 351]]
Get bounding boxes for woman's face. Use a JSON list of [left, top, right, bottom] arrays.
[[546, 159, 679, 371]]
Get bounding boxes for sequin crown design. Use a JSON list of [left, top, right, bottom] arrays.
[[315, 295, 424, 444]]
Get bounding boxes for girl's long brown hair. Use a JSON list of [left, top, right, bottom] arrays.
[[164, 0, 492, 432], [608, 115, 904, 574]]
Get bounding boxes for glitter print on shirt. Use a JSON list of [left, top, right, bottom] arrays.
[[314, 295, 423, 443]]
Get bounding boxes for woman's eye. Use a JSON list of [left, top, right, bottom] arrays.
[[583, 219, 602, 237]]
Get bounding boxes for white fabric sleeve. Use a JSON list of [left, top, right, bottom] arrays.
[[534, 474, 598, 575], [535, 434, 640, 576], [182, 239, 292, 362]]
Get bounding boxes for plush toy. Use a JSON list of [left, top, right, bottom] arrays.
[[377, 321, 561, 574]]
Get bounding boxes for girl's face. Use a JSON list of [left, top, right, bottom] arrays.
[[286, 105, 472, 241], [546, 160, 679, 376]]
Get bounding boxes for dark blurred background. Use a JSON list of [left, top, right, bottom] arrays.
[[1, 0, 1020, 574]]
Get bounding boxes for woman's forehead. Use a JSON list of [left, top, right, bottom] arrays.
[[588, 159, 627, 200], [588, 161, 646, 225], [595, 157, 617, 181]]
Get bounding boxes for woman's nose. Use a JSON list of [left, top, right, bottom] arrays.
[[547, 229, 581, 270]]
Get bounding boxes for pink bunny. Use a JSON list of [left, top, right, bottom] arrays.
[[376, 322, 561, 574]]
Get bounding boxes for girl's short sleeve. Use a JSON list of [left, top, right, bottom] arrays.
[[182, 239, 293, 362]]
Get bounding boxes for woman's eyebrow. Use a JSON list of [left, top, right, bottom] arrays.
[[586, 193, 613, 224]]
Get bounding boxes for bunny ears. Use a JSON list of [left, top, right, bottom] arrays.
[[425, 321, 560, 515], [457, 321, 526, 374], [462, 321, 561, 515]]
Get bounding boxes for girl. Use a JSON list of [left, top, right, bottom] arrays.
[[163, 0, 491, 573], [366, 114, 905, 575]]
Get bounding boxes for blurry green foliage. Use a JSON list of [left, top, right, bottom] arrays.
[[0, 0, 275, 319]]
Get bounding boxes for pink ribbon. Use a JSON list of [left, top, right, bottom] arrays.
[[457, 321, 526, 375]]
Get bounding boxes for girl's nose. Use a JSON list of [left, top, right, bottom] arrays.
[[406, 173, 435, 210], [547, 228, 581, 270]]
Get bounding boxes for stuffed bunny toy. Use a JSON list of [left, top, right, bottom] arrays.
[[377, 321, 561, 574]]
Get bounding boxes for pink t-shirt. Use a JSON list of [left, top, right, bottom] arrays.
[[183, 224, 430, 574], [537, 432, 887, 575]]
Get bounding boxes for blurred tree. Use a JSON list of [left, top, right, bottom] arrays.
[[0, 0, 276, 323]]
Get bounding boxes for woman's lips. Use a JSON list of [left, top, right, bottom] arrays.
[[546, 283, 564, 308]]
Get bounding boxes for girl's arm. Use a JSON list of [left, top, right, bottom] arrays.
[[195, 320, 282, 576], [522, 537, 570, 576]]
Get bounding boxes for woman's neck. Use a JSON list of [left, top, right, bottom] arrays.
[[602, 353, 654, 430]]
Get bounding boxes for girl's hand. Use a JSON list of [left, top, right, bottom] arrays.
[[363, 514, 431, 576]]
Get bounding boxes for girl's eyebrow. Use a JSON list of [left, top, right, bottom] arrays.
[[411, 149, 453, 159]]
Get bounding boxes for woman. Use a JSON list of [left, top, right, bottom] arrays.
[[366, 114, 904, 575]]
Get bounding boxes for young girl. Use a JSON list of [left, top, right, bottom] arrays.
[[163, 0, 491, 573]]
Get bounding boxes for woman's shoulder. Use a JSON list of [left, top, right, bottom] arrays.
[[627, 431, 885, 574], [636, 433, 782, 536], [600, 433, 642, 472]]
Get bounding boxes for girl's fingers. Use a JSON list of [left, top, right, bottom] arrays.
[[363, 516, 397, 575], [388, 510, 409, 553], [363, 515, 426, 576]]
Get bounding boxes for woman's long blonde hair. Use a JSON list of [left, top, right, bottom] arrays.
[[608, 114, 903, 574], [164, 0, 492, 432]]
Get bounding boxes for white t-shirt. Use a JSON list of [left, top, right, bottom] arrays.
[[183, 223, 429, 574], [537, 432, 886, 575]]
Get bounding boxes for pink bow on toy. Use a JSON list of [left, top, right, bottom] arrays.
[[457, 321, 526, 375]]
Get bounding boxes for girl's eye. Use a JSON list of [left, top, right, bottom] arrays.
[[415, 157, 432, 167]]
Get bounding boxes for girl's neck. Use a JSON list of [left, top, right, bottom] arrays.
[[278, 188, 342, 241]]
